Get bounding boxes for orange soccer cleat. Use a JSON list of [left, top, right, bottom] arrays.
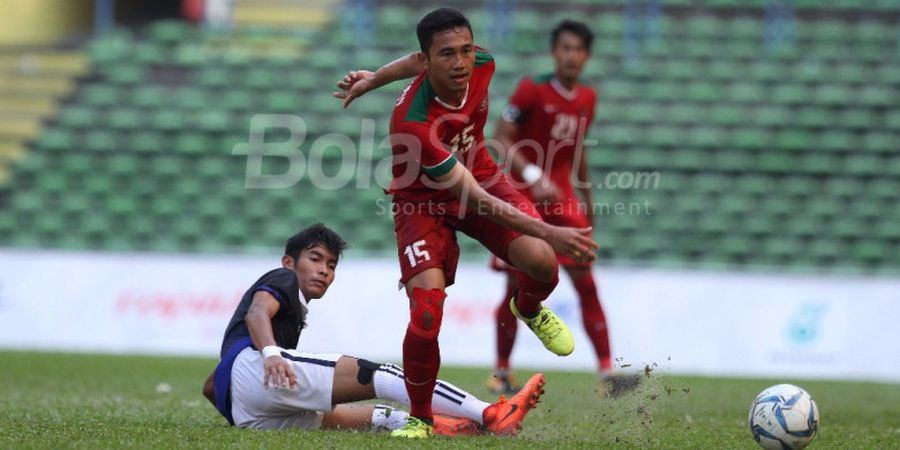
[[433, 415, 481, 437], [482, 373, 546, 436]]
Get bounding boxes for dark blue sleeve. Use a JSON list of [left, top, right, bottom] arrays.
[[252, 268, 297, 309]]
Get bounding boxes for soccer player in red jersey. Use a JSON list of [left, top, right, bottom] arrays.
[[487, 20, 631, 397], [335, 8, 599, 438]]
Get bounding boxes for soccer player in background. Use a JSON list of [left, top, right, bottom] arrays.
[[201, 223, 545, 436], [334, 8, 599, 438], [487, 20, 630, 397]]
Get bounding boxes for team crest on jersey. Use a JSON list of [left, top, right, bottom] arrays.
[[544, 105, 557, 113], [478, 97, 488, 112]]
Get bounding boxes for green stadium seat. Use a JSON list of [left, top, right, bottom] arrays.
[[813, 85, 853, 106], [194, 111, 231, 133], [83, 130, 117, 152], [728, 82, 765, 103], [107, 108, 142, 131], [132, 86, 166, 109], [103, 64, 144, 85], [34, 128, 75, 152], [731, 128, 770, 150], [134, 42, 166, 64], [146, 20, 193, 44], [773, 129, 812, 151], [817, 130, 856, 153], [860, 132, 896, 154], [644, 80, 680, 102], [844, 155, 882, 176], [753, 106, 791, 128], [197, 68, 231, 88], [706, 60, 740, 81], [82, 85, 118, 107], [793, 107, 833, 129], [173, 133, 212, 155], [858, 86, 896, 108], [772, 84, 810, 105], [129, 132, 169, 153], [58, 106, 97, 129], [756, 151, 794, 173], [150, 110, 185, 131], [685, 81, 721, 103]]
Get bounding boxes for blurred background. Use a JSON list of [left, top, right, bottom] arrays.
[[0, 0, 898, 380]]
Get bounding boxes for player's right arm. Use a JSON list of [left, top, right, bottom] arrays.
[[333, 52, 426, 108], [494, 118, 562, 203], [245, 291, 297, 389], [494, 79, 562, 202], [438, 162, 597, 262]]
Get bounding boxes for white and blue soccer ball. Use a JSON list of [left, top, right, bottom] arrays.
[[749, 384, 819, 450]]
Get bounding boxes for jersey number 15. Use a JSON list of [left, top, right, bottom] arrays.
[[404, 240, 431, 267]]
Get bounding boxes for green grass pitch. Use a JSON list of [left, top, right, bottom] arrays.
[[1, 350, 898, 448]]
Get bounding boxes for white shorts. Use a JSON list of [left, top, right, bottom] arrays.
[[230, 347, 343, 429]]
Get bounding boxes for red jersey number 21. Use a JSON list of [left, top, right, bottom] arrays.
[[550, 114, 579, 140], [404, 240, 431, 267]]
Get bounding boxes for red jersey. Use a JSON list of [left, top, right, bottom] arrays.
[[389, 47, 498, 203], [502, 74, 597, 200]]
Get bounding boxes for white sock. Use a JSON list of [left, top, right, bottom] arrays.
[[373, 363, 491, 425], [371, 405, 408, 431]]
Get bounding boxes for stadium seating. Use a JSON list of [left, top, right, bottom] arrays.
[[0, 1, 897, 273]]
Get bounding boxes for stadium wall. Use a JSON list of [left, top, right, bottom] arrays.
[[0, 249, 897, 382]]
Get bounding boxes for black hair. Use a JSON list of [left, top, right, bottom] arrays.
[[284, 223, 348, 262], [416, 7, 473, 54], [551, 19, 594, 51]]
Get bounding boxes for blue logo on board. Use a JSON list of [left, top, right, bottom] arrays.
[[786, 302, 828, 345]]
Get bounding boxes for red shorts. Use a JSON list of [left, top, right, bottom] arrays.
[[393, 176, 540, 287], [490, 194, 592, 271]]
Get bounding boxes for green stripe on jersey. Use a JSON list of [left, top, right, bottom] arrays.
[[475, 49, 493, 66], [423, 155, 457, 177], [404, 76, 436, 123], [532, 72, 554, 83]]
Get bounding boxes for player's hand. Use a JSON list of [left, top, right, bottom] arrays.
[[263, 355, 297, 389], [530, 177, 563, 204], [545, 225, 599, 263], [333, 70, 376, 109]]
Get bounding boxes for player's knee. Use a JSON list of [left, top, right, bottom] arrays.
[[408, 287, 446, 338], [526, 247, 558, 283], [356, 358, 382, 385]]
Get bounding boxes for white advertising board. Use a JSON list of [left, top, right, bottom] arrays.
[[0, 249, 898, 382]]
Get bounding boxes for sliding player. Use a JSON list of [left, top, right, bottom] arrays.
[[201, 223, 544, 437]]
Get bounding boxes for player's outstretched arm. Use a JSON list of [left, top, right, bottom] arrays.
[[334, 52, 426, 108], [437, 162, 598, 262], [246, 291, 298, 389], [201, 370, 218, 406], [493, 118, 562, 203]]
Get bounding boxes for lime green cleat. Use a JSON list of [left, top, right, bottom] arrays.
[[390, 416, 434, 439], [509, 297, 575, 356]]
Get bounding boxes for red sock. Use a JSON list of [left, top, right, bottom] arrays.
[[403, 288, 445, 422], [495, 276, 518, 370], [573, 271, 612, 372], [514, 268, 559, 317]]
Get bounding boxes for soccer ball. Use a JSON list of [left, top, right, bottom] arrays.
[[748, 384, 819, 450]]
